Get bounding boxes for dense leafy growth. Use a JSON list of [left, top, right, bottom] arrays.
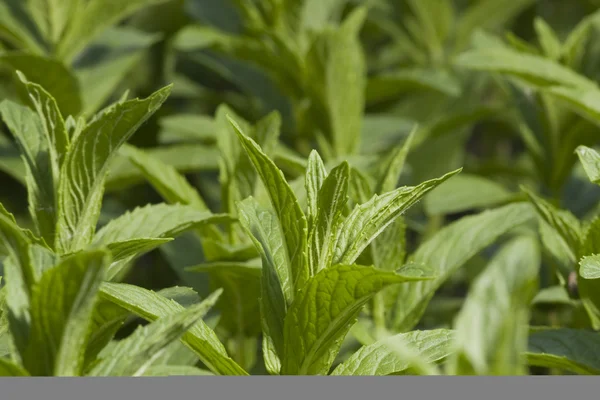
[[2, 0, 600, 377]]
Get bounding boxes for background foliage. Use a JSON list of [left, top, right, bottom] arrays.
[[2, 0, 600, 376]]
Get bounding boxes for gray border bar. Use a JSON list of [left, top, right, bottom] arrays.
[[0, 376, 597, 400]]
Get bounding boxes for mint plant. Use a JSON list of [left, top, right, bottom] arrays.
[[0, 73, 247, 376], [228, 115, 458, 374], [2, 0, 600, 379]]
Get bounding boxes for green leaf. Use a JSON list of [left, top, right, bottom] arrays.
[[23, 250, 109, 376], [524, 188, 582, 260], [54, 0, 170, 62], [158, 114, 216, 145], [310, 161, 350, 273], [83, 297, 129, 369], [282, 263, 435, 375], [106, 144, 220, 192], [26, 0, 79, 44], [188, 260, 262, 340], [232, 117, 309, 291], [300, 0, 346, 31], [93, 203, 227, 247], [217, 107, 280, 221], [455, 0, 536, 51], [393, 203, 535, 331], [579, 255, 600, 280], [424, 174, 513, 216], [88, 300, 214, 377], [15, 71, 69, 164], [448, 236, 540, 375], [93, 203, 230, 278], [331, 329, 455, 376], [527, 329, 600, 374], [0, 100, 59, 245], [0, 207, 37, 356], [76, 27, 161, 116], [366, 69, 461, 106], [576, 146, 600, 185], [120, 144, 221, 241], [105, 238, 172, 262], [237, 198, 288, 364], [562, 10, 600, 68], [0, 1, 46, 54], [333, 169, 461, 265], [0, 53, 82, 117], [324, 7, 367, 156], [305, 150, 328, 229], [0, 358, 30, 376], [55, 85, 171, 253], [532, 286, 575, 307], [375, 130, 415, 195], [455, 48, 594, 89], [99, 283, 247, 375], [547, 86, 600, 128], [534, 18, 562, 61], [141, 365, 213, 376]]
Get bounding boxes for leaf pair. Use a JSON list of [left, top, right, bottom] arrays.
[[230, 115, 459, 374]]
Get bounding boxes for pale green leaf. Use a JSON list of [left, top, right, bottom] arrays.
[[55, 0, 170, 62], [23, 250, 109, 376], [232, 117, 309, 291], [55, 85, 171, 253], [424, 174, 513, 216], [16, 71, 69, 160], [99, 283, 247, 375], [106, 144, 220, 192], [141, 365, 213, 376], [188, 259, 262, 341], [524, 188, 582, 259], [448, 236, 540, 375], [310, 161, 350, 273], [305, 150, 327, 228], [105, 238, 172, 262], [547, 86, 600, 128], [532, 286, 575, 307], [76, 27, 161, 116], [576, 146, 600, 185], [334, 169, 461, 265], [88, 300, 214, 377], [237, 198, 288, 361], [331, 329, 455, 376], [0, 100, 58, 245], [300, 0, 346, 31], [367, 69, 461, 106], [282, 263, 435, 375], [26, 0, 79, 44], [393, 203, 535, 331], [119, 144, 211, 211], [158, 114, 216, 144], [579, 255, 600, 280], [93, 203, 229, 250], [534, 18, 562, 61], [326, 8, 366, 156], [455, 48, 594, 89], [375, 130, 415, 195], [0, 207, 37, 355], [0, 358, 30, 376]]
